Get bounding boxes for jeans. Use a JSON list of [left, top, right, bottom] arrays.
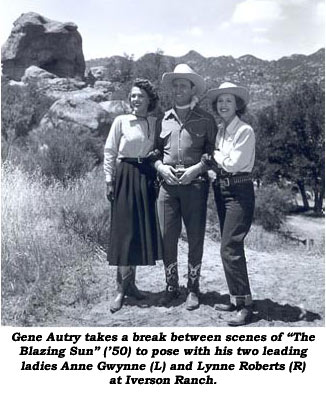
[[213, 180, 255, 305]]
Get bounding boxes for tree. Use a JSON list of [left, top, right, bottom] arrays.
[[255, 83, 325, 213], [120, 53, 135, 83]]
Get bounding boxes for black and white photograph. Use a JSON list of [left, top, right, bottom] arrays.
[[1, 0, 324, 328], [0, 0, 325, 393]]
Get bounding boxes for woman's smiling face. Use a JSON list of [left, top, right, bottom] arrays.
[[130, 86, 150, 116], [216, 93, 237, 124]]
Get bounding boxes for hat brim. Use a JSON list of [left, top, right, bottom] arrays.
[[207, 86, 249, 105], [162, 72, 206, 96]]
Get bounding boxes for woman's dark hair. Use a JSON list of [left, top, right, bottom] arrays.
[[211, 94, 247, 117], [129, 78, 159, 112]]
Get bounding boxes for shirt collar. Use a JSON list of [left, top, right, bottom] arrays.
[[225, 115, 241, 135], [164, 106, 201, 121], [129, 113, 153, 123], [164, 108, 178, 120]]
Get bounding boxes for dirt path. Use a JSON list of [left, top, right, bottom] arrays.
[[53, 231, 324, 327], [286, 214, 324, 241]]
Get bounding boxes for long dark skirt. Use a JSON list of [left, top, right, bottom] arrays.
[[108, 160, 162, 266]]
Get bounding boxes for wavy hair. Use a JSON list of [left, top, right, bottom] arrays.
[[129, 78, 159, 112], [211, 95, 247, 117]]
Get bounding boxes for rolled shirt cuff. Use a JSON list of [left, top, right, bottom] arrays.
[[213, 149, 225, 166], [191, 161, 205, 175]]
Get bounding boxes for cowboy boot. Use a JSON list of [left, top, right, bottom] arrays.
[[186, 263, 201, 310], [159, 262, 180, 306], [214, 295, 236, 312], [227, 296, 253, 326], [110, 267, 133, 313], [125, 267, 146, 300]]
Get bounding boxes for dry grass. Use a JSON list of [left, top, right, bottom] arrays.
[[1, 164, 108, 325]]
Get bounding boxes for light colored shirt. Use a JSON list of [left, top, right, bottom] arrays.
[[104, 114, 156, 182], [213, 115, 255, 173]]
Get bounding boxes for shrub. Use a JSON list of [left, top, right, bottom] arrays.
[[1, 78, 54, 145], [8, 123, 100, 184], [254, 185, 294, 231]]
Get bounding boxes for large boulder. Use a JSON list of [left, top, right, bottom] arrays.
[[40, 97, 112, 137], [21, 66, 113, 102], [99, 100, 130, 118], [1, 12, 85, 81]]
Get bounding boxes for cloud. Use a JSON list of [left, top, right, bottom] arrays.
[[253, 35, 271, 44], [232, 0, 283, 24], [315, 1, 325, 24], [281, 0, 309, 5], [253, 27, 269, 33], [188, 26, 203, 37], [219, 21, 231, 30]]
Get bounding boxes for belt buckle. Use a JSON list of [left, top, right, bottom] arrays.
[[137, 157, 143, 163], [175, 164, 185, 171], [175, 164, 185, 178], [223, 177, 230, 187]]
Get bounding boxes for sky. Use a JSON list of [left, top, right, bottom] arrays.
[[0, 0, 324, 61]]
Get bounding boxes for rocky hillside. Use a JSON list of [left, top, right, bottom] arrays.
[[86, 48, 325, 110]]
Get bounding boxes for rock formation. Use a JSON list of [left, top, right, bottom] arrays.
[[40, 97, 113, 137], [1, 12, 85, 81]]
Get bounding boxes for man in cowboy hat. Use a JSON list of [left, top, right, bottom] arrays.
[[153, 64, 217, 310]]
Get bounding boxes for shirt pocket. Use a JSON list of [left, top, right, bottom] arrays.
[[185, 121, 206, 147], [160, 122, 177, 149], [186, 119, 206, 136]]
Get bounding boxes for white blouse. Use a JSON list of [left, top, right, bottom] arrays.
[[213, 115, 255, 173], [104, 114, 156, 182]]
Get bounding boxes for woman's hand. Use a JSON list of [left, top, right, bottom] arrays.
[[106, 182, 115, 202]]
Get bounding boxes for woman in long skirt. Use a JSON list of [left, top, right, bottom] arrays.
[[104, 79, 162, 313]]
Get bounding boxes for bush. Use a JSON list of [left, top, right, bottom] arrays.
[[7, 123, 100, 184], [1, 78, 54, 145], [254, 185, 294, 231]]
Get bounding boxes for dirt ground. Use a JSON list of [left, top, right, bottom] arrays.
[[51, 214, 325, 328]]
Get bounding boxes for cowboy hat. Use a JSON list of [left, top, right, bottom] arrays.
[[207, 82, 250, 105], [162, 64, 206, 96]]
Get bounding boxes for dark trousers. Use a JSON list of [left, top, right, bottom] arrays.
[[157, 181, 209, 292], [213, 180, 255, 305]]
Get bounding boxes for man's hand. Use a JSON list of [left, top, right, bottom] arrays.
[[157, 164, 179, 185], [178, 164, 201, 185], [106, 182, 115, 202]]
